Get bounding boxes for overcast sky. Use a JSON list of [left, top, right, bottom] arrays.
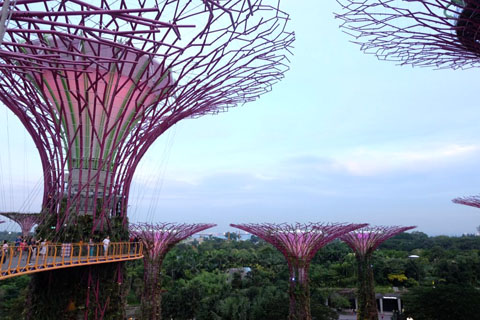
[[1, 1, 480, 236]]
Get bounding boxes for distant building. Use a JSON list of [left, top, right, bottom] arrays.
[[226, 267, 252, 282]]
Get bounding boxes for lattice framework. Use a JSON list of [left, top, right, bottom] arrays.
[[341, 225, 416, 256], [452, 195, 480, 208], [0, 0, 294, 230], [130, 222, 216, 261], [336, 0, 480, 68]]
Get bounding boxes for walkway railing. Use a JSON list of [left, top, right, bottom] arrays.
[[0, 241, 143, 280]]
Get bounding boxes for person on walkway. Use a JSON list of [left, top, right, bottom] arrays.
[[19, 239, 27, 259], [40, 239, 47, 263], [28, 238, 36, 264], [14, 236, 21, 257], [88, 238, 95, 257], [31, 239, 40, 263], [2, 240, 8, 260], [103, 236, 110, 257]]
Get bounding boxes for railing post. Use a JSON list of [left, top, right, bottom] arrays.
[[15, 247, 23, 273], [69, 243, 73, 265], [53, 244, 58, 267], [6, 246, 14, 275], [77, 242, 82, 264], [0, 248, 6, 272], [25, 247, 32, 271], [33, 244, 40, 270]]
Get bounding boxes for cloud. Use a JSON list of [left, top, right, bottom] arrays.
[[288, 144, 480, 177]]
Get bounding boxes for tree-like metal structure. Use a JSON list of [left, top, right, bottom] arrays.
[[340, 226, 415, 320], [336, 0, 480, 69], [0, 1, 293, 319], [129, 222, 216, 320], [452, 195, 480, 208], [0, 212, 41, 236], [0, 0, 293, 232], [231, 222, 366, 320]]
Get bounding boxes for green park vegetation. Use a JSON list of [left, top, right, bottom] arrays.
[[1, 230, 480, 319]]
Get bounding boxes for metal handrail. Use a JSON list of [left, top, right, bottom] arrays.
[[0, 241, 143, 280]]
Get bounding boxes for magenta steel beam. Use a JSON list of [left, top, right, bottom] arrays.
[[0, 0, 294, 232], [231, 222, 367, 320], [452, 195, 480, 208], [0, 212, 41, 236], [340, 226, 415, 320], [336, 0, 480, 69], [129, 222, 216, 320]]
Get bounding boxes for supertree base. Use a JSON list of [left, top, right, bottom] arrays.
[[356, 255, 378, 320], [26, 263, 126, 320], [27, 213, 129, 319], [289, 279, 311, 320]]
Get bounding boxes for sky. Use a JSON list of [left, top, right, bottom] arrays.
[[1, 1, 480, 236]]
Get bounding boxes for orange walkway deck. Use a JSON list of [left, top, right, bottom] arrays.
[[0, 241, 143, 280]]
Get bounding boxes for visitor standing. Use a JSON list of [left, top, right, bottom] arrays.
[[19, 239, 27, 258], [88, 238, 94, 257], [14, 236, 21, 257], [103, 236, 110, 257], [40, 238, 47, 263], [2, 240, 8, 259]]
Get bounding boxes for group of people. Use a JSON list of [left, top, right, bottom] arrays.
[[1, 236, 48, 262], [1, 236, 112, 264]]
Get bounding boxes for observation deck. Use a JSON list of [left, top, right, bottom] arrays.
[[0, 241, 143, 280]]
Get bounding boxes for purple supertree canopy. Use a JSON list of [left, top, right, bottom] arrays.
[[231, 222, 366, 320], [341, 225, 416, 256], [129, 222, 215, 320], [0, 0, 294, 230], [129, 222, 216, 260], [336, 0, 480, 69], [231, 222, 367, 272], [452, 195, 480, 209], [0, 212, 41, 236]]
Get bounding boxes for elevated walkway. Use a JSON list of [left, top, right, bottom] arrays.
[[1, 241, 143, 280]]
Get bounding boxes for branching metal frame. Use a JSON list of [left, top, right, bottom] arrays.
[[0, 212, 41, 236], [231, 222, 367, 320], [336, 0, 480, 68], [340, 225, 416, 256], [129, 222, 216, 261], [129, 222, 215, 320], [452, 195, 480, 208], [0, 0, 294, 231], [340, 225, 415, 320], [231, 222, 367, 278]]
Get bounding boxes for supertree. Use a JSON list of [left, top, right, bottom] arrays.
[[340, 226, 415, 320], [231, 222, 367, 320], [0, 212, 41, 236], [452, 195, 480, 233], [129, 222, 216, 320], [452, 195, 480, 208], [0, 1, 293, 318], [336, 0, 480, 69]]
